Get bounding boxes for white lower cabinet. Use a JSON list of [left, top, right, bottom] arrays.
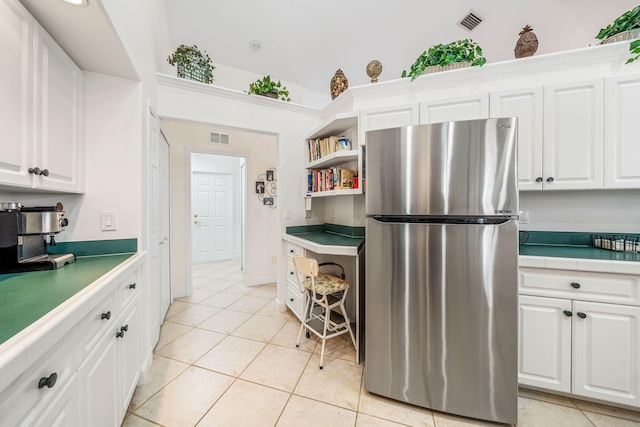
[[284, 241, 305, 321], [519, 295, 571, 393], [519, 268, 640, 408], [0, 259, 145, 427], [572, 300, 640, 406]]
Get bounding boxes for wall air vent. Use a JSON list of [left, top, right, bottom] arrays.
[[209, 132, 230, 145], [457, 10, 483, 31]]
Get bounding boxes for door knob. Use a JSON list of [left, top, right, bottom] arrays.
[[38, 372, 57, 389], [570, 282, 581, 289], [563, 310, 573, 317], [29, 167, 41, 175], [546, 177, 554, 182], [194, 214, 198, 218], [194, 221, 199, 225], [577, 312, 587, 319], [535, 177, 543, 182]]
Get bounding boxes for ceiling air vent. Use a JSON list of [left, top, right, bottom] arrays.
[[209, 132, 230, 145], [457, 10, 483, 31]]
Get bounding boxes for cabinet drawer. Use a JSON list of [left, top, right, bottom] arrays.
[[0, 331, 77, 427], [118, 272, 139, 311], [520, 268, 640, 305], [286, 285, 305, 321], [80, 292, 117, 357], [284, 242, 304, 258]]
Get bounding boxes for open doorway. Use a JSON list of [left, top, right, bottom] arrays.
[[190, 153, 246, 274]]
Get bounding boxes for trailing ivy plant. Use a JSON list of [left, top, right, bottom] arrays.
[[167, 44, 215, 84], [596, 6, 640, 40], [596, 6, 640, 64], [246, 75, 291, 101], [401, 39, 486, 81]]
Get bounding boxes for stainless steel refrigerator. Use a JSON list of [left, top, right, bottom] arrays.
[[364, 118, 519, 424]]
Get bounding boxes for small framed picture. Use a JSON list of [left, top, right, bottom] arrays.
[[266, 170, 274, 181], [256, 181, 265, 194], [263, 197, 274, 206]]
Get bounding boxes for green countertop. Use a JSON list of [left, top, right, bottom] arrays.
[[0, 254, 134, 345], [288, 231, 364, 248], [519, 244, 640, 262]]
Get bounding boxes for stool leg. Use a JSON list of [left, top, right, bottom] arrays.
[[319, 339, 326, 369], [319, 298, 331, 369], [296, 321, 305, 348]]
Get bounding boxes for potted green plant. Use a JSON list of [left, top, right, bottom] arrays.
[[167, 44, 215, 84], [596, 5, 640, 64], [401, 39, 486, 81], [247, 75, 291, 101]]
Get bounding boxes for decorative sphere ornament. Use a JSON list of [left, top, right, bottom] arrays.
[[514, 25, 539, 58], [366, 60, 383, 83], [330, 69, 348, 100]]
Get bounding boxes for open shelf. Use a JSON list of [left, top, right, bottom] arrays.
[[307, 150, 358, 169], [306, 113, 358, 141], [308, 188, 362, 197]]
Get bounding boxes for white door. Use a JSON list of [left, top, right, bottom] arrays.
[[572, 300, 640, 406], [192, 172, 234, 263], [490, 87, 544, 191], [518, 295, 572, 393], [543, 79, 604, 190], [158, 132, 171, 318]]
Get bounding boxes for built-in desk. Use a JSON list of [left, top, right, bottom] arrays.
[[282, 224, 365, 362]]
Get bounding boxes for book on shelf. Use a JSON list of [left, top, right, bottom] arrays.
[[307, 136, 351, 162], [306, 168, 356, 193]]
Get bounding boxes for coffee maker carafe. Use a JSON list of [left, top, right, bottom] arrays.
[[0, 202, 76, 273]]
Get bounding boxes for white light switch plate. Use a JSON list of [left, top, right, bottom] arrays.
[[101, 211, 118, 231]]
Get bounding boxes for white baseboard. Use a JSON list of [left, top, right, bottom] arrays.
[[246, 275, 277, 287]]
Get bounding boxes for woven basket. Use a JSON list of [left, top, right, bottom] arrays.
[[261, 92, 278, 99], [601, 28, 640, 44], [422, 61, 472, 74]]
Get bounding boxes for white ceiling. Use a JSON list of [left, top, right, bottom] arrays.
[[18, 0, 640, 95]]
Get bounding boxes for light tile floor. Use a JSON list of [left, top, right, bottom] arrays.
[[123, 261, 640, 427]]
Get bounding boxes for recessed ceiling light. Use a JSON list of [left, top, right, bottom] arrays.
[[63, 0, 89, 6], [249, 40, 262, 52]]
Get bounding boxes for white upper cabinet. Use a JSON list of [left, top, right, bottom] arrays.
[[419, 93, 489, 124], [543, 79, 603, 190], [604, 75, 640, 189], [0, 0, 35, 187], [35, 27, 84, 193], [359, 104, 419, 146], [490, 88, 544, 191], [0, 0, 84, 193]]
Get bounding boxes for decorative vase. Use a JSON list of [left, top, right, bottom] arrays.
[[330, 69, 348, 100], [514, 25, 539, 58], [366, 60, 383, 83]]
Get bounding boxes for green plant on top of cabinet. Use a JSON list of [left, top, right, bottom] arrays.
[[167, 44, 215, 84], [596, 5, 640, 64], [401, 39, 486, 81], [247, 75, 291, 101]]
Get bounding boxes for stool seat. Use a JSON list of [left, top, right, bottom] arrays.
[[302, 274, 349, 295]]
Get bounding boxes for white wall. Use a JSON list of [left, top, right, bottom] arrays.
[[5, 73, 142, 243], [520, 190, 640, 233], [158, 79, 320, 303], [162, 120, 281, 294], [191, 153, 243, 260], [324, 196, 366, 227]]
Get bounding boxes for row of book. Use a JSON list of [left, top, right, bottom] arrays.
[[307, 168, 356, 193], [307, 136, 351, 162]]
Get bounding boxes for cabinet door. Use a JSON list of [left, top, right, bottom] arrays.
[[0, 0, 35, 188], [419, 93, 489, 124], [572, 301, 640, 406], [359, 104, 419, 146], [543, 80, 603, 190], [35, 26, 84, 193], [604, 75, 640, 188], [32, 372, 79, 427], [518, 295, 572, 393], [79, 330, 119, 427], [490, 88, 543, 191], [118, 297, 140, 422]]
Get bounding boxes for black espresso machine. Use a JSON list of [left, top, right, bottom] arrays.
[[0, 202, 76, 273]]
